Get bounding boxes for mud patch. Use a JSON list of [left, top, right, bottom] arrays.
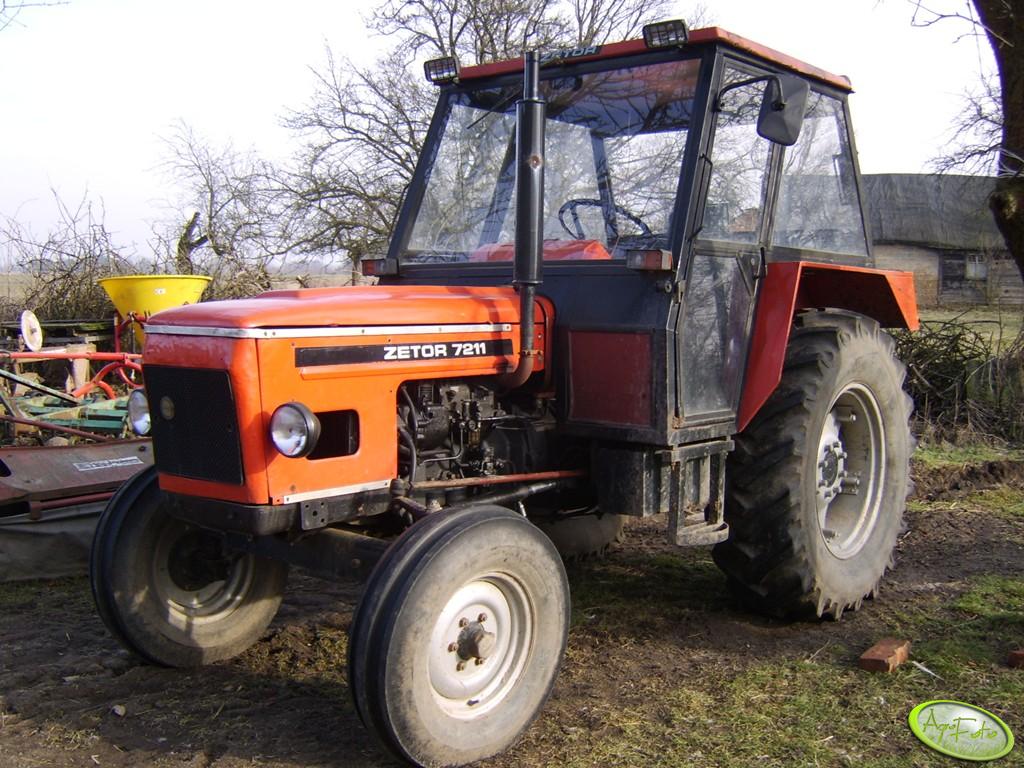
[[912, 458, 1024, 500]]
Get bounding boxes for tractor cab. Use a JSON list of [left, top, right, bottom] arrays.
[[373, 24, 884, 448], [394, 25, 868, 267]]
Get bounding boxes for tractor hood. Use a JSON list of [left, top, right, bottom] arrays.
[[147, 285, 524, 330]]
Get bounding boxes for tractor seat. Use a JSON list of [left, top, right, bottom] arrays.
[[469, 240, 613, 262]]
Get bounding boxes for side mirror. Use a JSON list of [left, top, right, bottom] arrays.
[[757, 75, 810, 147]]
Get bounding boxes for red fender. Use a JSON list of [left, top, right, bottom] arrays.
[[737, 261, 918, 432]]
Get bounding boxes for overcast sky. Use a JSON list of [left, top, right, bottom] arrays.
[[0, 0, 997, 257]]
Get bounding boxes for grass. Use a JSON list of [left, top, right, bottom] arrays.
[[918, 306, 1024, 354], [513, 486, 1024, 768], [566, 548, 729, 632], [549, 657, 1022, 767], [913, 443, 1024, 468], [40, 722, 101, 751], [962, 486, 1024, 521], [0, 576, 84, 610], [531, 564, 1024, 768]]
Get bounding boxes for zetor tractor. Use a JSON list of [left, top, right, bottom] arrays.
[[92, 21, 918, 768]]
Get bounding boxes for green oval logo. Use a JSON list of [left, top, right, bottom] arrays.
[[909, 700, 1015, 761]]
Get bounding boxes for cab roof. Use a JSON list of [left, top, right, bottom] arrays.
[[459, 26, 852, 93]]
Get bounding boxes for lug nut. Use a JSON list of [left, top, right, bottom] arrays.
[[475, 658, 485, 666], [458, 617, 469, 628], [448, 642, 458, 653], [456, 661, 466, 671], [477, 613, 488, 623]]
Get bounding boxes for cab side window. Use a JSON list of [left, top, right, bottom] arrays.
[[771, 93, 868, 255], [702, 66, 772, 244]]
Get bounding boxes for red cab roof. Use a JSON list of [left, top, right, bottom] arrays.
[[459, 26, 852, 92]]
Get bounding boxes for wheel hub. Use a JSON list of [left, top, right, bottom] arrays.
[[456, 616, 497, 662], [817, 433, 851, 505], [153, 521, 254, 622], [167, 531, 232, 592], [814, 386, 885, 559], [428, 575, 532, 718], [819, 442, 843, 488]]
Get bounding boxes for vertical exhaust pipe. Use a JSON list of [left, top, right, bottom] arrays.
[[500, 50, 546, 389]]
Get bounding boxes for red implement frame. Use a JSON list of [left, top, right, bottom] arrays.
[[0, 439, 153, 513], [1, 313, 144, 400]]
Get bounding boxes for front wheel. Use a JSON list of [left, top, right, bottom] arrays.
[[713, 310, 912, 619], [349, 506, 569, 767], [90, 467, 288, 666]]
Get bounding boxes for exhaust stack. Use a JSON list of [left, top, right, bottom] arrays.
[[501, 50, 546, 389]]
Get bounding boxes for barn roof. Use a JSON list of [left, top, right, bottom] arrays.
[[862, 174, 1005, 252]]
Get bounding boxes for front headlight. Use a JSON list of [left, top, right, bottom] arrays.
[[127, 389, 151, 436], [270, 403, 321, 458]]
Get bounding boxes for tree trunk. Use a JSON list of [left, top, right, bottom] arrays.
[[972, 0, 1024, 280], [175, 211, 206, 274]]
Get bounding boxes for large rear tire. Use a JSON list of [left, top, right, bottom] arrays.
[[90, 467, 288, 666], [713, 310, 912, 619], [348, 506, 569, 767]]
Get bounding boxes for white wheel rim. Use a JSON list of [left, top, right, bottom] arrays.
[[815, 383, 886, 559], [152, 521, 254, 629], [427, 572, 533, 719]]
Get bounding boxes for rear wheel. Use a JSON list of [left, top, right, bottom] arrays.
[[90, 467, 287, 666], [713, 310, 912, 619], [349, 506, 569, 767]]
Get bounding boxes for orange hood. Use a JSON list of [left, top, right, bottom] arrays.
[[148, 285, 523, 329]]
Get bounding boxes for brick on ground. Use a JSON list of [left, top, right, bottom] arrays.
[[859, 638, 911, 673]]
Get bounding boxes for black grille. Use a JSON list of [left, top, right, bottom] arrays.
[[144, 366, 244, 485]]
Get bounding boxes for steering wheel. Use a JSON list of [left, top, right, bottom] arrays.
[[556, 198, 653, 240]]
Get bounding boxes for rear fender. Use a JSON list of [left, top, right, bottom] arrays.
[[737, 261, 918, 432]]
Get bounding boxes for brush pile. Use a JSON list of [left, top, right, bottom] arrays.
[[893, 316, 1024, 441]]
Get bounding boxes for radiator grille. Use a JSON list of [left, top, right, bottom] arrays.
[[144, 366, 244, 485]]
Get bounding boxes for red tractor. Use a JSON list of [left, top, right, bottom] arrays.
[[92, 21, 917, 767]]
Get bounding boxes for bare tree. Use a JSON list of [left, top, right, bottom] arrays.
[[284, 0, 694, 268], [916, 1, 1024, 282], [369, 0, 567, 63], [933, 72, 1003, 174], [0, 0, 63, 33], [971, 0, 1024, 281], [156, 123, 292, 298], [0, 191, 136, 320], [568, 0, 680, 46], [281, 47, 435, 262]]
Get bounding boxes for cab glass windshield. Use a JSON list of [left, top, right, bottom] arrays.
[[403, 58, 700, 264]]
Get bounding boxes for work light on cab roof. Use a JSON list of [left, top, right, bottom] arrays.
[[423, 56, 460, 84], [642, 19, 689, 48]]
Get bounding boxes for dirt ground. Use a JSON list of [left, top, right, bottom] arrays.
[[1, 460, 1023, 768]]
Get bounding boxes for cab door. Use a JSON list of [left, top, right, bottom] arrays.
[[677, 62, 778, 429]]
